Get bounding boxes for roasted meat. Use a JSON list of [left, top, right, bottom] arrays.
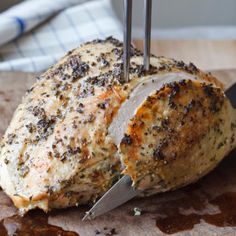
[[0, 37, 235, 213]]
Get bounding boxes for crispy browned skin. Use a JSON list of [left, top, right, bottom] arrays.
[[0, 37, 235, 212], [121, 80, 236, 194]]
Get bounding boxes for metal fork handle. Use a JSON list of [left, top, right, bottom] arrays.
[[144, 0, 152, 71], [123, 0, 132, 83], [123, 0, 152, 82]]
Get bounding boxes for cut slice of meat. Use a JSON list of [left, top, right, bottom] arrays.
[[109, 72, 199, 146], [120, 79, 236, 195]]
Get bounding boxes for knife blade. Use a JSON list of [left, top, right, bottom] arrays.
[[225, 82, 236, 108], [82, 175, 140, 220]]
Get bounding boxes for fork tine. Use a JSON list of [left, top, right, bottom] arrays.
[[143, 0, 152, 71], [123, 0, 132, 82]]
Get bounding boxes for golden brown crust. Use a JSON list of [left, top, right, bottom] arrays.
[[120, 80, 235, 192]]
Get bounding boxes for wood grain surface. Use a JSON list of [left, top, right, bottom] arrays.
[[134, 40, 236, 71], [0, 70, 235, 236]]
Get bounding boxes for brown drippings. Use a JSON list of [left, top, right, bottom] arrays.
[[4, 98, 10, 102], [156, 191, 236, 234], [204, 192, 236, 227], [0, 210, 79, 236], [155, 149, 236, 234]]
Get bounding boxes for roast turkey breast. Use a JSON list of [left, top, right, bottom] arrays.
[[0, 37, 235, 213]]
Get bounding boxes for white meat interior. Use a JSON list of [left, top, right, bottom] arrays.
[[108, 72, 197, 146]]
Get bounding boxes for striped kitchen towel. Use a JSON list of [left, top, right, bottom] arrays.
[[0, 0, 122, 72]]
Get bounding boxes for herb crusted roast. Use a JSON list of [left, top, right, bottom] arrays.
[[0, 37, 235, 213]]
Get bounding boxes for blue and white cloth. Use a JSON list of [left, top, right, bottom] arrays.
[[0, 0, 122, 72]]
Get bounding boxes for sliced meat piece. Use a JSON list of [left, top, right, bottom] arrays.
[[120, 79, 236, 194]]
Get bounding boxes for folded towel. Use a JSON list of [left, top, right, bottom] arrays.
[[0, 0, 122, 72]]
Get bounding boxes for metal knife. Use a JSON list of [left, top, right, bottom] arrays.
[[82, 175, 140, 220]]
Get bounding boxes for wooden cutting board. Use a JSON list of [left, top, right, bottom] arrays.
[[0, 70, 235, 236]]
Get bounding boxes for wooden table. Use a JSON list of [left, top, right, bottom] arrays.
[[134, 40, 236, 71]]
